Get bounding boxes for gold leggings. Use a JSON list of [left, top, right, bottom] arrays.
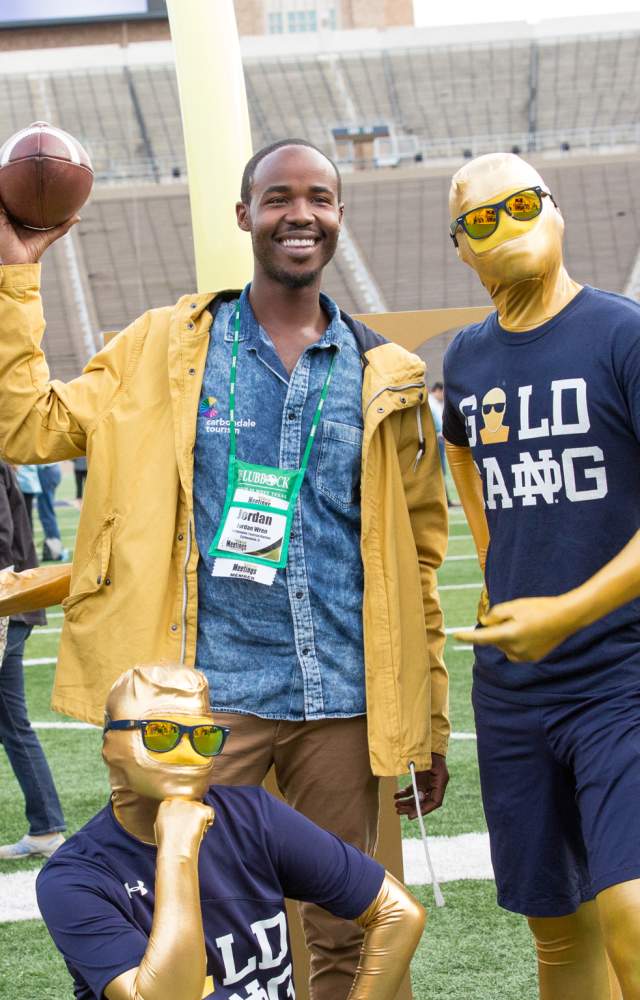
[[528, 880, 640, 1000]]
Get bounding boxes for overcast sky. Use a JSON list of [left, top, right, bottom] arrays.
[[413, 0, 639, 26]]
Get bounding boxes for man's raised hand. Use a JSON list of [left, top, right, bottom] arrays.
[[0, 201, 80, 265]]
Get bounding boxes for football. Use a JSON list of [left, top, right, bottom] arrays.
[[0, 121, 93, 230]]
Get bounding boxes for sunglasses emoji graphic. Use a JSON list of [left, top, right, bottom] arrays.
[[480, 387, 510, 444]]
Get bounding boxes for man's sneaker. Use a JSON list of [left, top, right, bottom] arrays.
[[42, 539, 69, 562], [0, 832, 65, 860]]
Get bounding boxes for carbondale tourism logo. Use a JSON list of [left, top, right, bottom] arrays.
[[199, 394, 256, 434]]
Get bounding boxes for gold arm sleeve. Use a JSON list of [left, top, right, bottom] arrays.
[[445, 440, 489, 571], [347, 873, 426, 1000], [105, 803, 212, 1000], [555, 529, 640, 630], [458, 529, 640, 662]]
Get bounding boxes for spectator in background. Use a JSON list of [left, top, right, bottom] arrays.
[[36, 463, 68, 562], [429, 382, 455, 507], [0, 462, 66, 859], [73, 456, 87, 508], [15, 464, 41, 529]]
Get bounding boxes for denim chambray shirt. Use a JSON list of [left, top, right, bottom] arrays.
[[194, 286, 365, 720]]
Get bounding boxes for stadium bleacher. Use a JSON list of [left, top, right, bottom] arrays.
[[2, 20, 637, 382]]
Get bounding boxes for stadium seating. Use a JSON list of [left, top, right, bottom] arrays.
[[3, 29, 638, 183], [5, 26, 637, 381], [39, 153, 640, 383]]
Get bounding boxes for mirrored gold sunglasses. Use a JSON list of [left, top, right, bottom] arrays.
[[103, 718, 230, 757], [450, 187, 556, 246]]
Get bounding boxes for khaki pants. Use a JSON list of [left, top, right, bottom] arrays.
[[211, 712, 380, 1000]]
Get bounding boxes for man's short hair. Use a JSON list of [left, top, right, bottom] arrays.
[[240, 139, 342, 204]]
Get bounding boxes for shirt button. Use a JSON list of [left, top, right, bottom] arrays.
[[188, 367, 196, 375], [287, 411, 296, 420], [295, 591, 304, 599], [178, 533, 184, 541], [170, 623, 178, 632], [105, 577, 111, 586], [302, 647, 310, 656], [290, 530, 295, 540]]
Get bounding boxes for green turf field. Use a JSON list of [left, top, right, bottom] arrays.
[[0, 467, 538, 998]]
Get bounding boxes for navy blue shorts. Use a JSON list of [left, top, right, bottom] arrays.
[[473, 681, 640, 917]]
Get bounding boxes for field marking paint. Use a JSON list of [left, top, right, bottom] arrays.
[[0, 832, 494, 920], [24, 658, 57, 666], [453, 645, 474, 652], [34, 628, 62, 636], [445, 555, 479, 562], [445, 625, 474, 635], [32, 721, 97, 730], [439, 583, 482, 591], [27, 718, 479, 739]]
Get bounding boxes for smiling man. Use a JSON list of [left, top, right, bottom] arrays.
[[0, 139, 449, 998]]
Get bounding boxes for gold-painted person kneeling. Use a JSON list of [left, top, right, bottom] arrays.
[[36, 664, 425, 1000]]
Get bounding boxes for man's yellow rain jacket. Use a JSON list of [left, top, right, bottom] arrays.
[[0, 264, 449, 776]]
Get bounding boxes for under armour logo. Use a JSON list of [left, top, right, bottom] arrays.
[[124, 880, 148, 898]]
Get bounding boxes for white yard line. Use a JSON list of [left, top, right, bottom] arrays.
[[445, 625, 474, 635], [32, 721, 98, 730], [445, 555, 479, 562], [439, 583, 482, 591], [0, 832, 493, 921], [33, 628, 61, 635], [24, 658, 57, 666], [27, 718, 479, 739]]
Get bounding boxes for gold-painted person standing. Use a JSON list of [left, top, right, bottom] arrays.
[[444, 151, 640, 1000]]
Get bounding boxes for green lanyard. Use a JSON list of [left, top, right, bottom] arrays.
[[227, 303, 336, 472], [208, 302, 337, 575]]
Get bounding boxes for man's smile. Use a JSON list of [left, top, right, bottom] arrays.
[[274, 231, 322, 259]]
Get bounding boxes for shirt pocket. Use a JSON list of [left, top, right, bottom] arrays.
[[315, 419, 363, 509]]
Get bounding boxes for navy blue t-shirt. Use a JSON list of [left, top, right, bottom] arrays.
[[36, 786, 384, 1000], [443, 286, 640, 702]]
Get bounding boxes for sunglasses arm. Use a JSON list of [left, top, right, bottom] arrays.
[[347, 872, 425, 999], [103, 799, 214, 1000]]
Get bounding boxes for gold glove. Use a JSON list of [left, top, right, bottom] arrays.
[[348, 872, 425, 999], [0, 563, 71, 615], [456, 530, 640, 662]]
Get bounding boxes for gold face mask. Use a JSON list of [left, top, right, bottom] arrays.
[[103, 665, 218, 805], [449, 153, 581, 331]]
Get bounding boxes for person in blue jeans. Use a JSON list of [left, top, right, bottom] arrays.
[[36, 463, 68, 562], [0, 462, 66, 858]]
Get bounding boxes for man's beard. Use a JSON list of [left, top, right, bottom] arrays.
[[253, 230, 339, 290], [262, 262, 322, 289]]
